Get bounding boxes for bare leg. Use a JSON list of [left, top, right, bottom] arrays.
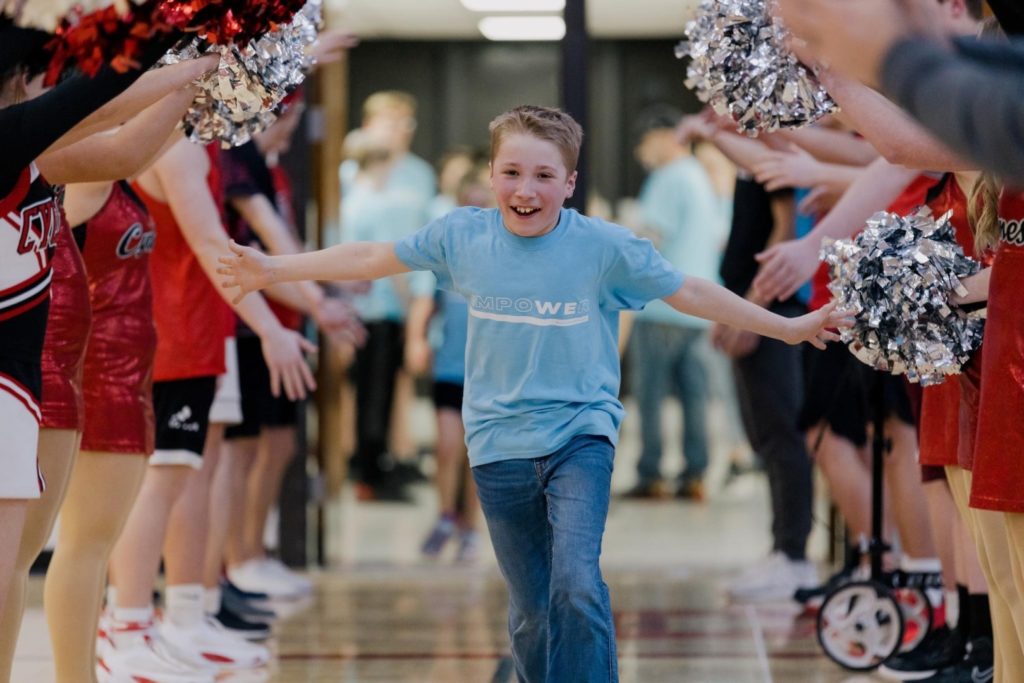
[[0, 501, 28, 682], [435, 409, 464, 516], [810, 425, 872, 541], [0, 428, 79, 682], [165, 424, 223, 587], [884, 418, 936, 559], [923, 479, 958, 593], [45, 452, 146, 683], [238, 426, 294, 563], [109, 463, 192, 608], [205, 435, 256, 586]]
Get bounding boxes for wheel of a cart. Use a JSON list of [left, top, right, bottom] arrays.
[[894, 585, 933, 654], [816, 580, 905, 671]]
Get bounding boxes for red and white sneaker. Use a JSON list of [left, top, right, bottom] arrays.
[[98, 626, 215, 683], [158, 617, 270, 670]]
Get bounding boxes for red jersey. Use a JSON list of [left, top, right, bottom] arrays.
[[40, 210, 92, 431], [919, 176, 972, 468], [136, 145, 233, 382], [79, 181, 158, 454], [809, 175, 939, 312], [971, 188, 1024, 510]]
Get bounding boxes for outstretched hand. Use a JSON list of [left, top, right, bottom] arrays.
[[753, 236, 821, 302], [218, 240, 271, 305], [752, 144, 821, 192], [260, 326, 318, 400], [784, 301, 851, 349]]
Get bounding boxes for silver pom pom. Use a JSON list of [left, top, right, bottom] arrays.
[[160, 0, 321, 148], [679, 0, 836, 135], [822, 207, 985, 386]]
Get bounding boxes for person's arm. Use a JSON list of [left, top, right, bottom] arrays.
[[663, 277, 846, 348], [770, 127, 879, 167], [677, 115, 777, 173], [219, 240, 409, 303], [148, 140, 316, 399], [752, 157, 919, 301], [752, 144, 863, 193], [45, 55, 218, 154], [819, 69, 974, 171], [36, 85, 197, 184], [951, 266, 992, 305], [880, 38, 1024, 182], [404, 295, 435, 376]]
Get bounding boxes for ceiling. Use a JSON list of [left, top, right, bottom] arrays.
[[325, 0, 701, 39]]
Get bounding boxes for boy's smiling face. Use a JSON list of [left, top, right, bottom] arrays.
[[490, 133, 577, 238]]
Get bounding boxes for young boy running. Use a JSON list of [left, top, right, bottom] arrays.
[[219, 105, 845, 682]]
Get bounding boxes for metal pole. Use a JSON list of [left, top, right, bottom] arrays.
[[561, 0, 588, 212]]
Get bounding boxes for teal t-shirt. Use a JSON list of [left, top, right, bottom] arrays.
[[395, 207, 685, 467], [341, 155, 436, 321], [636, 156, 727, 328]]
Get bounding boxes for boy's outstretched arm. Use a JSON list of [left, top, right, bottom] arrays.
[[663, 277, 849, 349], [219, 240, 410, 304]]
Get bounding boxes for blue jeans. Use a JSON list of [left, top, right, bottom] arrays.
[[472, 435, 618, 683], [628, 321, 710, 485]]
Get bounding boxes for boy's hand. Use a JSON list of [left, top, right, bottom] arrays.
[[259, 326, 318, 400], [784, 301, 851, 349], [218, 240, 271, 304]]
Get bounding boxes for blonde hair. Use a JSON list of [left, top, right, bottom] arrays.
[[488, 105, 584, 173], [968, 173, 1001, 254], [362, 91, 417, 122]]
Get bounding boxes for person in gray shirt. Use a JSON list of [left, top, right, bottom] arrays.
[[778, 0, 1024, 183]]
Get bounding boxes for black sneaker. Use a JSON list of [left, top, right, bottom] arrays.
[[222, 580, 277, 622], [917, 637, 993, 683], [211, 603, 272, 642], [877, 626, 964, 680]]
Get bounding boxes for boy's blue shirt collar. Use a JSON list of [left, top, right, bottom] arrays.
[[495, 207, 571, 252]]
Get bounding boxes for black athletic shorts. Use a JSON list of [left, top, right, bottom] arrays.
[[151, 376, 217, 469], [432, 381, 464, 412], [800, 342, 915, 449], [224, 335, 298, 440]]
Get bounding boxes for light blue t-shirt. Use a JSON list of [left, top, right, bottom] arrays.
[[341, 155, 436, 321], [636, 156, 726, 328], [395, 207, 685, 467]]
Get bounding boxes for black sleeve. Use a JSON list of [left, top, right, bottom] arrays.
[[880, 37, 1024, 184], [0, 34, 179, 196], [223, 142, 272, 200]]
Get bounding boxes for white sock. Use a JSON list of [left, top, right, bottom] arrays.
[[899, 556, 942, 573], [945, 589, 960, 629], [112, 606, 154, 629], [165, 584, 205, 629], [204, 586, 222, 616]]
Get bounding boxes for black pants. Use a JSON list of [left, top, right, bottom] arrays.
[[351, 321, 404, 486], [733, 301, 813, 561]]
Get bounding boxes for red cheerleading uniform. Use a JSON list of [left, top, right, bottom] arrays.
[[970, 189, 1024, 511], [78, 182, 158, 454], [40, 197, 92, 432], [134, 146, 233, 382], [919, 176, 973, 468], [807, 175, 938, 312]]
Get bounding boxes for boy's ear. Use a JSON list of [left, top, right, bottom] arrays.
[[565, 170, 578, 199]]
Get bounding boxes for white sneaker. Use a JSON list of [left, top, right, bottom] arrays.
[[98, 629, 216, 683], [159, 617, 270, 670], [259, 557, 313, 595], [228, 558, 306, 599], [727, 552, 818, 603]]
